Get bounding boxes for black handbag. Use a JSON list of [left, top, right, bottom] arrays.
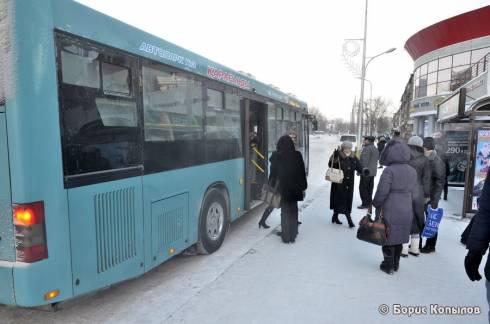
[[356, 211, 388, 246]]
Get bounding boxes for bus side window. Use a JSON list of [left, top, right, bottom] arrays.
[[57, 35, 142, 181], [141, 62, 205, 172]]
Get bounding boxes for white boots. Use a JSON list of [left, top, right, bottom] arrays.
[[402, 236, 420, 257], [409, 236, 420, 256]]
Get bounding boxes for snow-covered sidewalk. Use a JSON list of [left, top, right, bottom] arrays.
[[167, 178, 486, 324]]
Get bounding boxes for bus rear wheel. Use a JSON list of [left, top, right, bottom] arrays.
[[197, 188, 228, 254]]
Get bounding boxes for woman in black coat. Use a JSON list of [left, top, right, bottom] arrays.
[[269, 135, 308, 243], [328, 141, 363, 227]]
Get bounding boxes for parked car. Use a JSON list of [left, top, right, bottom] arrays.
[[339, 134, 358, 152]]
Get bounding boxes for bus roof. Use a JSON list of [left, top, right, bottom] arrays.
[[52, 1, 307, 110]]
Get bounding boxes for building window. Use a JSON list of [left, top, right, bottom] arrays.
[[471, 47, 490, 64], [428, 60, 438, 73], [438, 56, 452, 70], [453, 52, 471, 67]]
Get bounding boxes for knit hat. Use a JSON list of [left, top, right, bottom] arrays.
[[423, 137, 435, 150], [364, 135, 375, 142], [341, 141, 353, 150], [408, 136, 423, 148]]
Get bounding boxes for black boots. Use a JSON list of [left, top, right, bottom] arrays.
[[346, 214, 355, 228], [332, 213, 354, 228], [380, 246, 395, 275], [258, 220, 270, 229], [332, 213, 342, 225], [380, 245, 402, 275]]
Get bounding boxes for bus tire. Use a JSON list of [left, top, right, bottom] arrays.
[[196, 188, 228, 254]]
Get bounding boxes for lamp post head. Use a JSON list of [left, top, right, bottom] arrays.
[[385, 47, 396, 53]]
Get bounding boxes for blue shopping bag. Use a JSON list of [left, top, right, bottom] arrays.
[[422, 206, 444, 238]]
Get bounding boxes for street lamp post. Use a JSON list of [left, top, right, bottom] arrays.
[[356, 0, 368, 150], [356, 46, 396, 144], [355, 0, 396, 148]]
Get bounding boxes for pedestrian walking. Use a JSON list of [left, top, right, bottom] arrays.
[[420, 137, 445, 254], [401, 136, 431, 257], [269, 135, 307, 243], [328, 141, 365, 228], [372, 139, 417, 275], [377, 136, 387, 169], [358, 136, 379, 209], [464, 171, 490, 321]]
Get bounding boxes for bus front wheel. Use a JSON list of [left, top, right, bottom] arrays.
[[197, 188, 228, 254]]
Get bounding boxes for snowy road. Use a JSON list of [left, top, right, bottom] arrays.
[[1, 135, 486, 323]]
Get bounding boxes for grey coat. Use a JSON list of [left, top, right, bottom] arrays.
[[360, 143, 379, 177], [373, 140, 417, 245], [408, 146, 431, 234]]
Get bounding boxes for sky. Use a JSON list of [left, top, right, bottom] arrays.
[[76, 0, 489, 120]]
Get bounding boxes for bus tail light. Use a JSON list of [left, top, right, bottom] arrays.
[[12, 202, 48, 263]]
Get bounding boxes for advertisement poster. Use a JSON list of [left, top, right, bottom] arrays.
[[472, 129, 490, 210], [444, 131, 469, 185]]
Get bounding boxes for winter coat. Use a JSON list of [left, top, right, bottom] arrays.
[[426, 150, 445, 208], [407, 146, 431, 234], [373, 140, 417, 245], [466, 171, 490, 281], [269, 135, 307, 202], [360, 143, 379, 177], [328, 150, 363, 214], [377, 140, 386, 155]]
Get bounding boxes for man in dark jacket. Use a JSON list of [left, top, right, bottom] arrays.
[[358, 135, 379, 209], [377, 136, 387, 168], [465, 171, 490, 321], [421, 137, 446, 253]]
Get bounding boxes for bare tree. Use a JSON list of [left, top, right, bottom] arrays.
[[363, 97, 392, 135], [309, 106, 329, 131]]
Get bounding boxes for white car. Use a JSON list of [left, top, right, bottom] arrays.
[[339, 134, 358, 152]]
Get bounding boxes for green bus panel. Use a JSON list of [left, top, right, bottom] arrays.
[[68, 177, 145, 296], [0, 112, 13, 262]]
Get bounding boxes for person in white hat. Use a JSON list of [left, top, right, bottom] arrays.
[[402, 136, 431, 257]]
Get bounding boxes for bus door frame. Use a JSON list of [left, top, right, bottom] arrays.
[[242, 98, 268, 211]]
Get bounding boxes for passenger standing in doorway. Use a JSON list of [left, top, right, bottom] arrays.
[[401, 136, 431, 257], [373, 140, 417, 275], [328, 142, 365, 227], [358, 136, 379, 209], [420, 137, 445, 254], [270, 135, 307, 243]]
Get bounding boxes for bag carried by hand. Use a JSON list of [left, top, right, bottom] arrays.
[[325, 153, 344, 184], [422, 206, 443, 238], [261, 182, 281, 209], [356, 211, 388, 246]]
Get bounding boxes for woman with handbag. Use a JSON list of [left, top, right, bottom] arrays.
[[327, 141, 364, 227], [372, 140, 417, 275], [270, 135, 308, 243]]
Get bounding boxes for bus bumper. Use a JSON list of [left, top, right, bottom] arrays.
[[0, 262, 15, 305]]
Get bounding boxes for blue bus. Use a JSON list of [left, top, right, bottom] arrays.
[[0, 0, 308, 307]]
